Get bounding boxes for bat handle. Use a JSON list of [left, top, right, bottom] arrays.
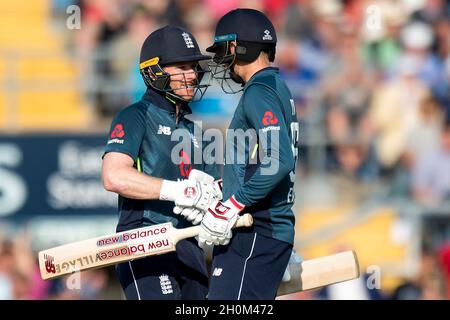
[[172, 213, 253, 244], [235, 213, 253, 228]]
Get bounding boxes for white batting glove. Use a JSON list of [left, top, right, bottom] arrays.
[[198, 195, 244, 247], [159, 170, 220, 213], [173, 206, 204, 225], [173, 175, 223, 225]]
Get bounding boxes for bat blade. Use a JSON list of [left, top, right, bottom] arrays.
[[38, 222, 176, 280], [277, 250, 360, 296], [38, 214, 253, 280]]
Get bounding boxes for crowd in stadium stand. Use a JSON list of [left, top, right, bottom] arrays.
[[59, 0, 450, 196], [0, 235, 112, 299], [1, 0, 449, 299]]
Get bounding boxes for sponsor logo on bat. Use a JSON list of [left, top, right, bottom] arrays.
[[98, 238, 172, 261], [97, 225, 168, 247], [44, 254, 56, 274], [46, 254, 101, 275], [98, 245, 146, 260]]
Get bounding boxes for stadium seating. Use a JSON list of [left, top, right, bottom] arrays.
[[297, 206, 410, 292], [0, 0, 92, 131]]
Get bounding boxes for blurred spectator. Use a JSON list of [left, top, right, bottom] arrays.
[[391, 248, 447, 300], [185, 3, 215, 53], [110, 6, 158, 107], [282, 0, 316, 40], [204, 0, 239, 21], [411, 0, 448, 24], [389, 95, 444, 197], [433, 17, 450, 111], [438, 243, 450, 298], [0, 236, 47, 300], [0, 240, 14, 300], [74, 0, 132, 116], [315, 244, 384, 300], [412, 119, 450, 206], [289, 0, 343, 94], [406, 95, 444, 161], [139, 0, 170, 24], [329, 143, 379, 182], [369, 54, 430, 171], [361, 0, 405, 73], [395, 21, 449, 103], [161, 0, 203, 28], [277, 40, 315, 117], [48, 269, 108, 300], [315, 273, 384, 300], [74, 0, 129, 63], [321, 25, 375, 146]]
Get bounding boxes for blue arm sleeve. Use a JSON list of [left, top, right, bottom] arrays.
[[104, 106, 146, 161], [233, 84, 295, 206]]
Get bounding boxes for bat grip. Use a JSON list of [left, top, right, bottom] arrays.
[[173, 213, 253, 244]]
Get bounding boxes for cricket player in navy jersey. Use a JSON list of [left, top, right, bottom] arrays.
[[101, 26, 222, 300], [199, 9, 299, 300]]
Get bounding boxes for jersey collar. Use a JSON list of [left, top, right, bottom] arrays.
[[246, 67, 279, 85], [141, 88, 192, 116]]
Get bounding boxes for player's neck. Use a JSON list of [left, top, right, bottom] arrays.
[[239, 60, 271, 83]]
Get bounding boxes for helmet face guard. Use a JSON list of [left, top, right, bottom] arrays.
[[140, 57, 211, 102], [207, 37, 245, 94], [206, 34, 244, 94], [207, 33, 276, 94]]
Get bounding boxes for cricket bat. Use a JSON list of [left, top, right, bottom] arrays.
[[277, 250, 360, 296], [38, 214, 253, 280]]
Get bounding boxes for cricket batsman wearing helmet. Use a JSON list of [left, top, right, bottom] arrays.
[[201, 8, 299, 299], [102, 26, 221, 300]]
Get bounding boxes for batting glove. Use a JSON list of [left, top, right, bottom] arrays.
[[198, 195, 245, 247], [173, 178, 223, 225], [159, 170, 220, 214]]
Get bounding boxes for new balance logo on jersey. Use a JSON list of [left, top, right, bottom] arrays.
[[212, 268, 223, 277], [182, 32, 194, 48], [157, 125, 171, 135], [263, 30, 273, 41]]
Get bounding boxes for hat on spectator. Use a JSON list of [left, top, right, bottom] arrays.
[[401, 22, 434, 50]]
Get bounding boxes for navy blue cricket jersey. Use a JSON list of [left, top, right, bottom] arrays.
[[104, 89, 219, 232], [223, 67, 299, 244]]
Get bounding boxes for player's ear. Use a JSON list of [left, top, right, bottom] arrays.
[[229, 41, 237, 55]]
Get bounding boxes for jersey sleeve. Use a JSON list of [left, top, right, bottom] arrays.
[[233, 84, 295, 206], [202, 148, 221, 181], [203, 163, 221, 181], [103, 105, 146, 161]]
